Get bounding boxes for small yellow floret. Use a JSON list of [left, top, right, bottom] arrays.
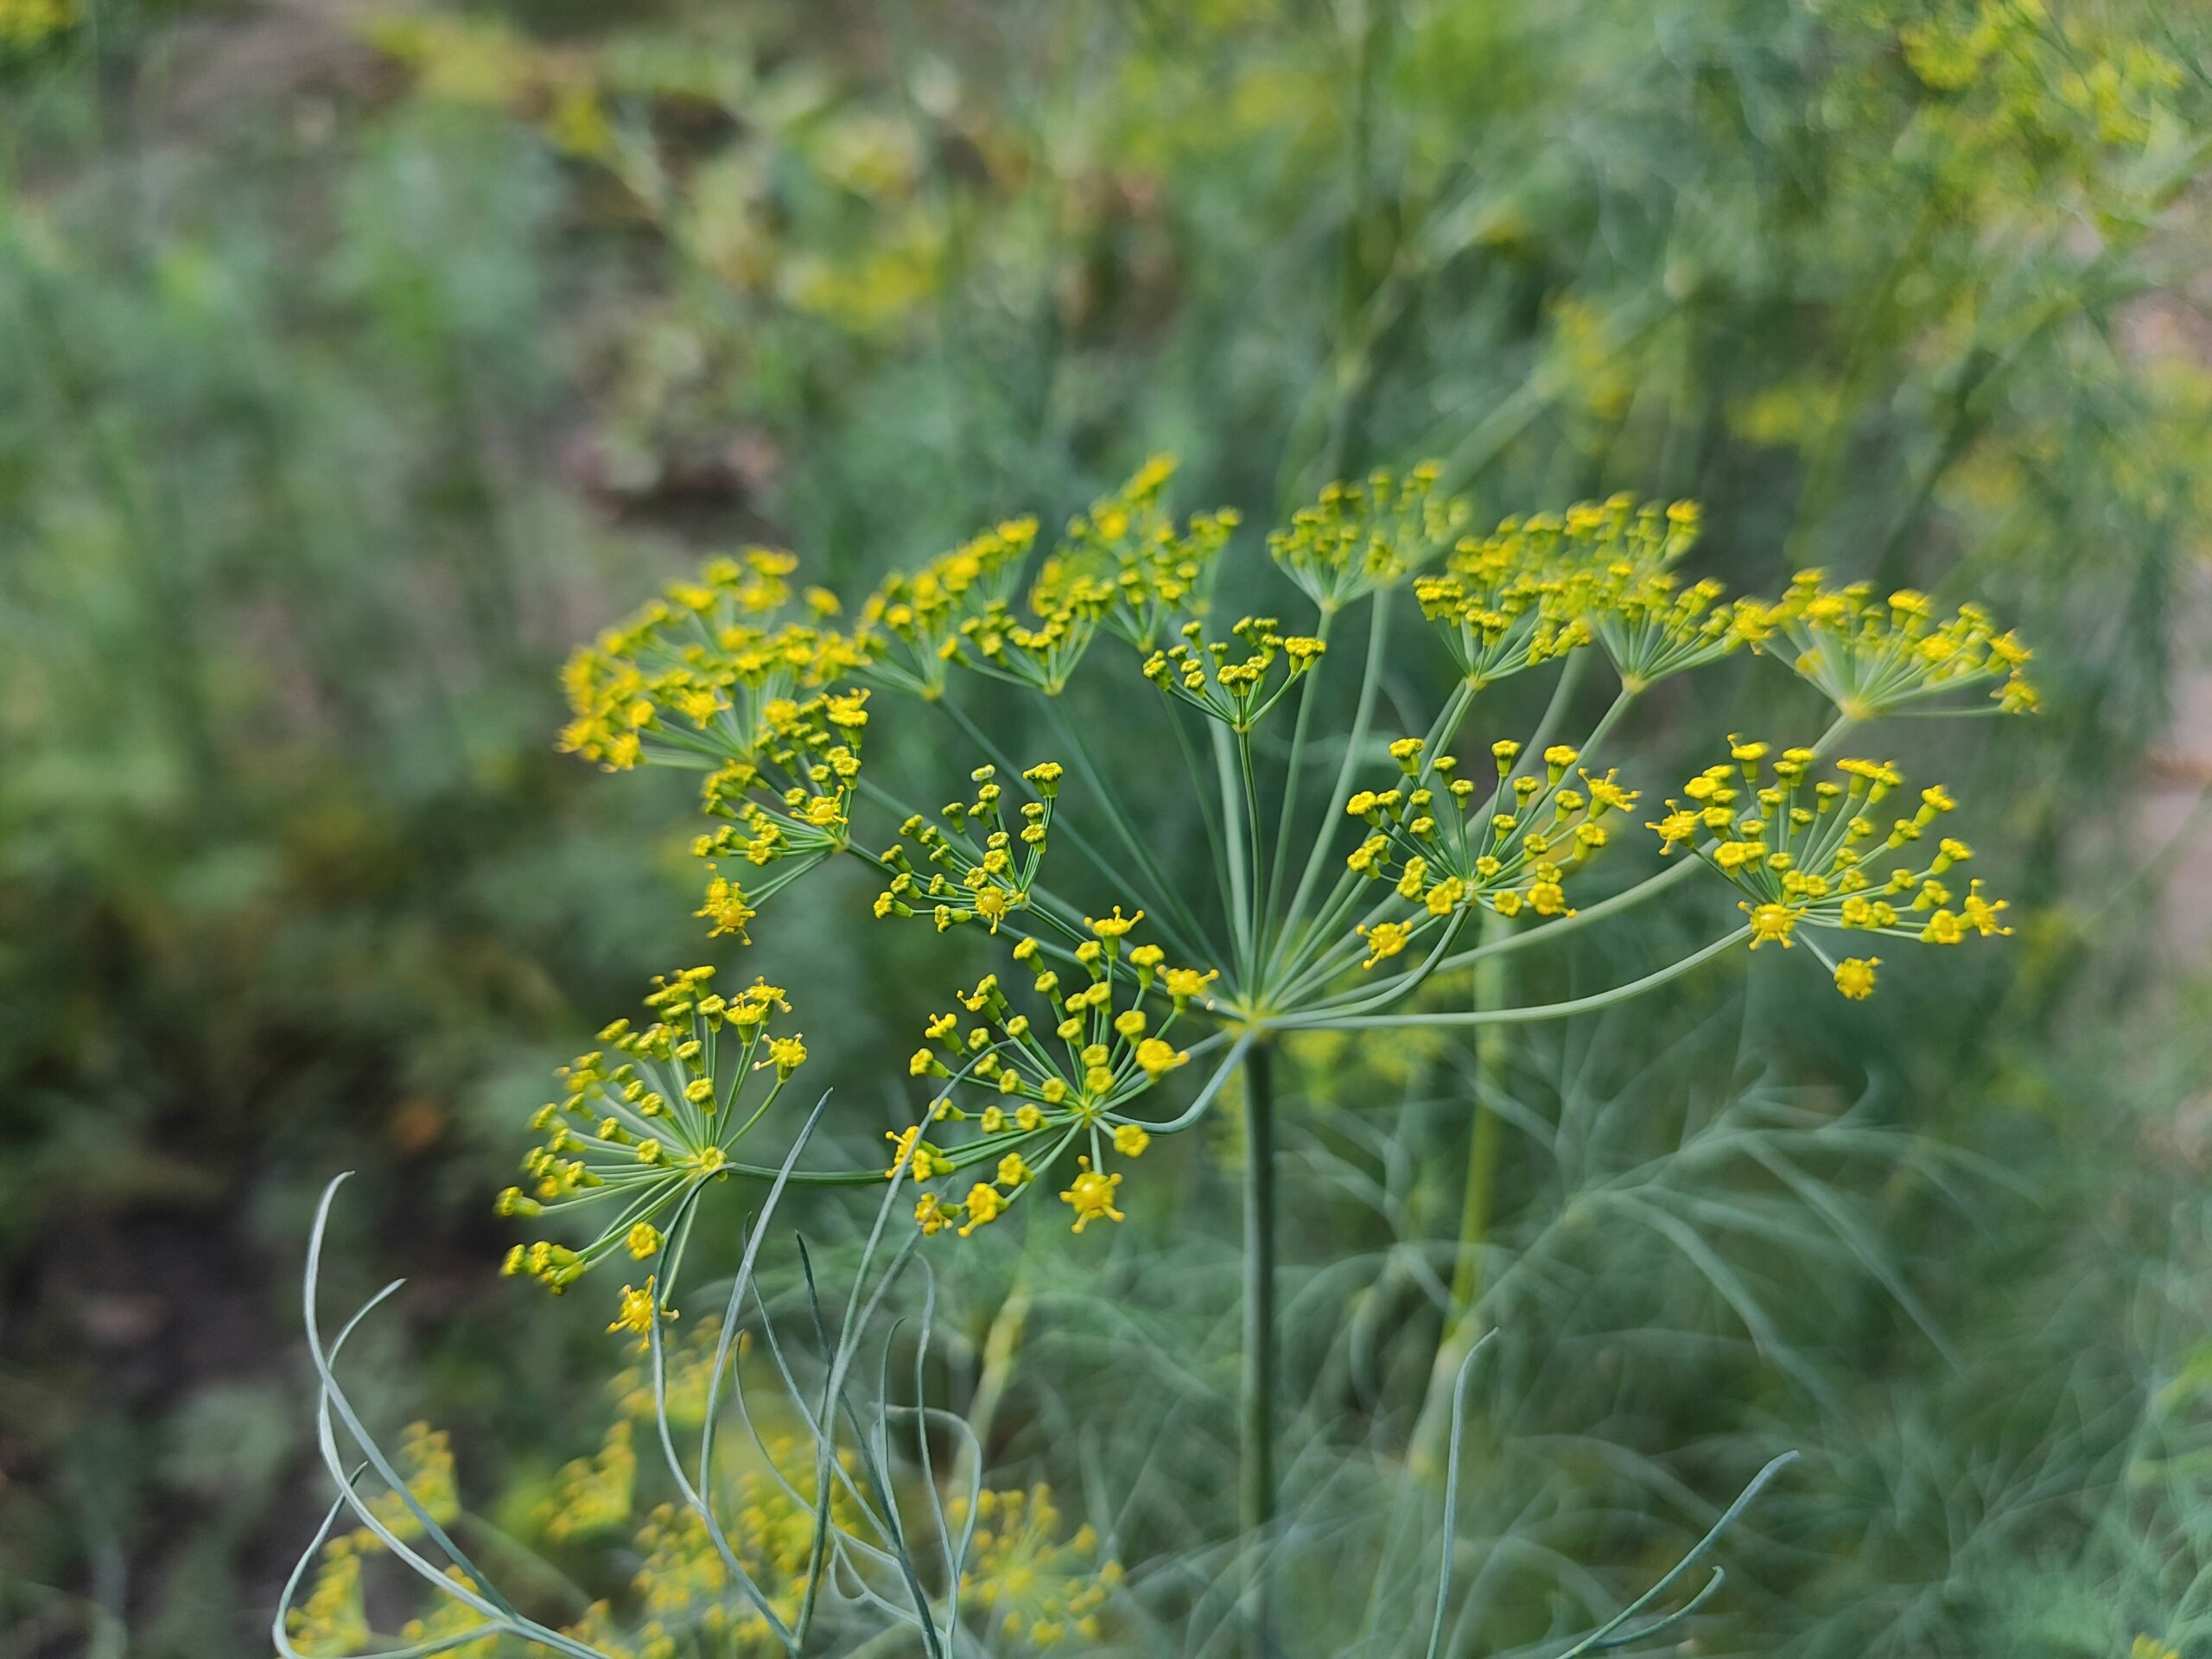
[[1059, 1159, 1124, 1233], [1833, 957, 1879, 1000]]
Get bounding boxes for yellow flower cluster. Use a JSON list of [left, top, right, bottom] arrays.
[[527, 1444, 1110, 1658], [857, 518, 1038, 699], [562, 1465, 838, 1659], [1648, 740, 2013, 995], [1343, 737, 1636, 959], [289, 1554, 498, 1659], [499, 969, 804, 1310], [539, 1420, 638, 1543], [1895, 0, 2183, 153], [555, 549, 874, 946], [558, 548, 860, 772], [896, 912, 1215, 1236], [351, 1422, 461, 1548], [1411, 531, 1586, 688], [284, 1425, 476, 1656], [1269, 461, 1468, 611], [687, 683, 872, 939], [1585, 563, 1771, 691], [1141, 614, 1326, 732], [874, 761, 1064, 933], [952, 580, 1112, 696], [1032, 454, 1236, 652], [1767, 570, 2037, 718], [950, 1483, 1122, 1648], [1416, 495, 1761, 690], [283, 1545, 371, 1657], [393, 1591, 499, 1659], [608, 1317, 740, 1428]]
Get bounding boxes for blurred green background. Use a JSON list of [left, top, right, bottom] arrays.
[[5, 1, 2212, 1654]]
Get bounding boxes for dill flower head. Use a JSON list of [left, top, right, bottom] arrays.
[[548, 457, 2038, 1262], [559, 547, 862, 771], [1141, 614, 1325, 732], [1414, 494, 1711, 688], [1766, 570, 2037, 718], [1342, 744, 1631, 944], [855, 518, 1037, 701], [1269, 461, 1467, 611], [874, 761, 1063, 933], [499, 968, 804, 1310], [894, 918, 1210, 1237], [1585, 566, 1769, 690], [684, 684, 872, 938], [1648, 741, 2014, 992], [950, 1483, 1121, 1647], [539, 1421, 637, 1543], [1031, 454, 1236, 652]]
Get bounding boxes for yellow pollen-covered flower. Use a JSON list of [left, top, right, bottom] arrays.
[[886, 1125, 925, 1179], [1357, 920, 1411, 968], [958, 1184, 1005, 1237], [1743, 902, 1799, 949], [608, 1280, 663, 1338], [696, 874, 757, 941], [1834, 957, 1879, 999], [1962, 880, 2012, 937], [1164, 967, 1218, 1003], [1134, 1039, 1185, 1077], [1059, 1160, 1124, 1233]]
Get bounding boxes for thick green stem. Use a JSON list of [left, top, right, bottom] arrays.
[[1240, 1039, 1278, 1652]]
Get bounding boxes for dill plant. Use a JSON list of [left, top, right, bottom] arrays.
[[283, 457, 2034, 1656]]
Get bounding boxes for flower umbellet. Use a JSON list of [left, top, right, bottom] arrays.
[[1141, 614, 1328, 732], [1033, 454, 1237, 652], [873, 762, 1063, 934], [1647, 741, 2012, 978], [498, 967, 804, 1311], [558, 550, 873, 944], [891, 908, 1215, 1239], [1766, 569, 2037, 718], [950, 1484, 1121, 1645], [1338, 738, 1630, 938], [1269, 461, 1468, 612], [527, 454, 2036, 1288], [855, 518, 1037, 701]]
